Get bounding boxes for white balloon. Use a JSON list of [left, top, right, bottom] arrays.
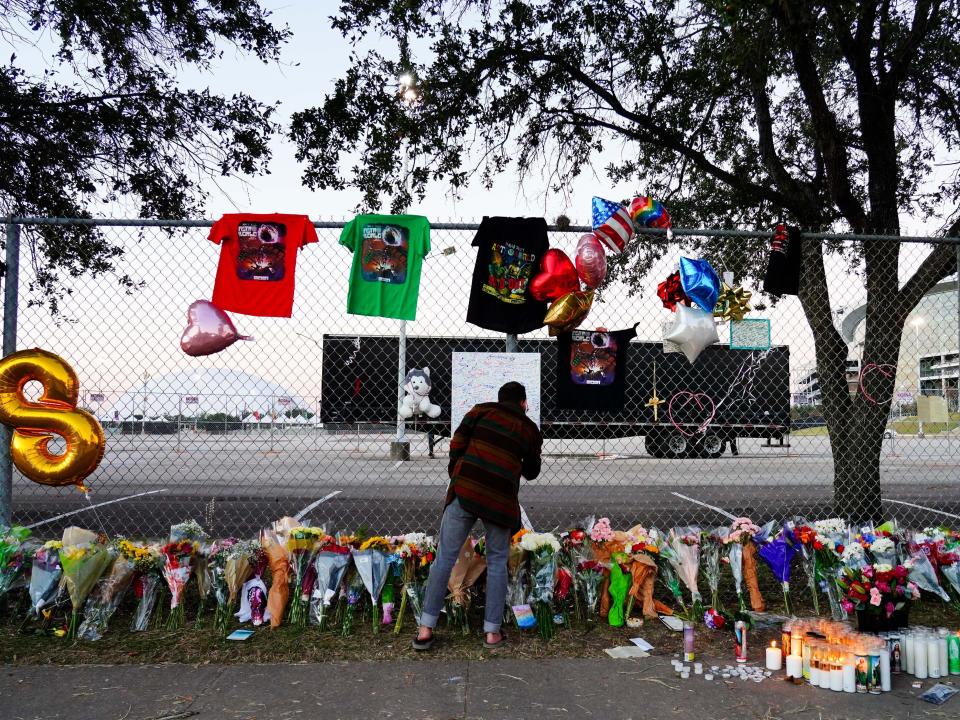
[[664, 305, 719, 363]]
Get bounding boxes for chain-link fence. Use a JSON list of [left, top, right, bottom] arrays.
[[2, 218, 959, 537]]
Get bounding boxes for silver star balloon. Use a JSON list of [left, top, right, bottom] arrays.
[[664, 304, 719, 363]]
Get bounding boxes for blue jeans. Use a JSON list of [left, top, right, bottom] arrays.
[[420, 498, 511, 634]]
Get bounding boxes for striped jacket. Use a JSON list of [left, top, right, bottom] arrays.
[[445, 401, 543, 531]]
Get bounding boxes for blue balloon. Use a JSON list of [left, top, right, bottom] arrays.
[[679, 257, 721, 313]]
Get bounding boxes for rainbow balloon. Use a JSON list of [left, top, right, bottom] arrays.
[[629, 196, 672, 230]]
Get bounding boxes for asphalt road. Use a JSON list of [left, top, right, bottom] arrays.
[[11, 429, 960, 536]]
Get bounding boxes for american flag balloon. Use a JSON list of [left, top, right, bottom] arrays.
[[591, 197, 633, 254]]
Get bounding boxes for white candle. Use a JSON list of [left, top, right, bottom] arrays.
[[938, 629, 949, 677], [766, 642, 783, 671], [915, 635, 928, 679], [786, 654, 803, 679], [810, 664, 821, 687], [694, 662, 703, 674], [879, 646, 891, 692], [928, 634, 941, 678], [904, 632, 913, 674], [830, 667, 844, 692], [842, 662, 856, 693], [818, 663, 832, 689]]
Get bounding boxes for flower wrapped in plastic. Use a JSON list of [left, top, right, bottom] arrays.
[[650, 528, 686, 614], [340, 567, 365, 636], [520, 531, 560, 640], [169, 519, 209, 544], [447, 537, 487, 635], [129, 544, 163, 632], [391, 532, 435, 634], [206, 538, 238, 635], [161, 539, 198, 630], [793, 522, 822, 615], [0, 524, 31, 600], [78, 540, 137, 640], [667, 526, 703, 615], [558, 527, 588, 621], [310, 536, 352, 629], [193, 543, 214, 629], [576, 559, 607, 623], [286, 526, 325, 627], [237, 576, 270, 625], [756, 522, 798, 614], [607, 553, 630, 628], [906, 549, 951, 602], [261, 517, 298, 629], [864, 534, 898, 567], [29, 540, 63, 616], [352, 536, 392, 632], [701, 528, 727, 611], [59, 531, 113, 639], [841, 541, 868, 571], [725, 517, 763, 611]]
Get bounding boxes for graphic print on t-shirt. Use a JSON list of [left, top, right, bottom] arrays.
[[482, 242, 535, 304], [360, 224, 409, 284], [570, 330, 619, 386], [236, 222, 287, 281]]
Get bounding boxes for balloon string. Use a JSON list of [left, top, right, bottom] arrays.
[[858, 362, 896, 406], [83, 490, 109, 537]]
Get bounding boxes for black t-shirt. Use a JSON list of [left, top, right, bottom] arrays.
[[466, 217, 549, 334], [556, 326, 637, 412]]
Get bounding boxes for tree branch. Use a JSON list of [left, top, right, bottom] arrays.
[[898, 214, 960, 311]]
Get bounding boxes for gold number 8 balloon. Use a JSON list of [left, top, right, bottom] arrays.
[[0, 349, 105, 491]]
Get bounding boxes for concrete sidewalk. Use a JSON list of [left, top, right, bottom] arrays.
[[2, 656, 954, 720]]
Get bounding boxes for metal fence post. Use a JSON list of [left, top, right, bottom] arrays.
[[391, 320, 410, 460], [1, 222, 21, 526], [505, 333, 518, 352]]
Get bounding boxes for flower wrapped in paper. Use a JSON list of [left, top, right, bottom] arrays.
[[447, 537, 487, 635], [391, 532, 435, 634], [78, 540, 137, 640], [725, 517, 763, 611], [29, 540, 63, 616], [352, 537, 392, 632], [520, 532, 559, 640], [58, 528, 113, 639], [261, 517, 297, 629], [0, 524, 31, 600], [621, 524, 659, 621], [756, 522, 798, 614], [667, 526, 703, 615], [286, 526, 325, 627]]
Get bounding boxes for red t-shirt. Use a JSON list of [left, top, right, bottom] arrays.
[[208, 213, 318, 318]]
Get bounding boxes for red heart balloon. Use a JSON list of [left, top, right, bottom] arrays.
[[529, 249, 579, 302]]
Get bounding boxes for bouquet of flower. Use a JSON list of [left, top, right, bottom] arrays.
[[207, 538, 238, 635], [842, 541, 868, 571], [226, 540, 259, 613], [726, 517, 763, 611], [520, 531, 560, 640], [78, 539, 137, 640], [262, 517, 297, 629], [837, 563, 916, 620], [237, 575, 270, 626], [29, 540, 63, 616], [340, 568, 365, 636], [623, 524, 659, 620], [607, 552, 631, 628], [649, 528, 686, 614], [161, 539, 198, 629], [446, 537, 487, 635], [701, 528, 726, 611], [352, 536, 392, 632], [667, 526, 703, 616], [576, 559, 607, 623], [863, 534, 898, 567], [169, 519, 208, 544], [59, 536, 113, 639], [0, 525, 31, 600], [193, 543, 214, 629], [756, 522, 798, 614], [793, 523, 822, 615], [310, 536, 352, 629], [554, 565, 574, 627], [129, 544, 163, 632], [906, 548, 951, 602], [286, 526, 325, 627], [588, 518, 624, 619], [392, 532, 435, 634]]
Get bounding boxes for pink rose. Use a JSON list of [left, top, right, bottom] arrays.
[[840, 600, 854, 613], [863, 565, 874, 578], [875, 581, 890, 593], [907, 581, 921, 599], [869, 587, 882, 606]]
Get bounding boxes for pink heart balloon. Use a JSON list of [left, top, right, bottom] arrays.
[[180, 300, 253, 357], [667, 391, 716, 437]]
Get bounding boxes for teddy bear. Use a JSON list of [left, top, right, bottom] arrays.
[[398, 367, 442, 419]]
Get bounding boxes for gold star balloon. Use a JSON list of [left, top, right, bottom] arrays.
[[713, 282, 752, 322]]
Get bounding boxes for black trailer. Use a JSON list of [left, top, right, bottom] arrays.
[[320, 334, 790, 458]]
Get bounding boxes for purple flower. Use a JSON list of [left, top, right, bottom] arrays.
[[840, 600, 855, 613]]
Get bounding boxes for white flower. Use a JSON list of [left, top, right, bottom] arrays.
[[519, 532, 560, 554], [842, 544, 865, 562], [874, 563, 893, 573], [813, 518, 846, 537], [870, 537, 895, 554], [814, 533, 835, 550]]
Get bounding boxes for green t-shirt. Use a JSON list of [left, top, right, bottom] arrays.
[[340, 214, 431, 321]]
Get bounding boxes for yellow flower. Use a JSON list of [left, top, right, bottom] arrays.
[[359, 536, 392, 552]]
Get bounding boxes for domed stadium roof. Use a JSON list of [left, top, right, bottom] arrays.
[[105, 368, 306, 419]]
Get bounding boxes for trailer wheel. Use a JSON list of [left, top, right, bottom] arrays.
[[700, 433, 724, 459], [644, 433, 667, 458], [666, 434, 689, 458]]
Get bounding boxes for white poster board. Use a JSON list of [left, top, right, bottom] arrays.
[[451, 352, 541, 430]]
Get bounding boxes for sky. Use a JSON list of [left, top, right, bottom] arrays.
[[11, 3, 960, 410]]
